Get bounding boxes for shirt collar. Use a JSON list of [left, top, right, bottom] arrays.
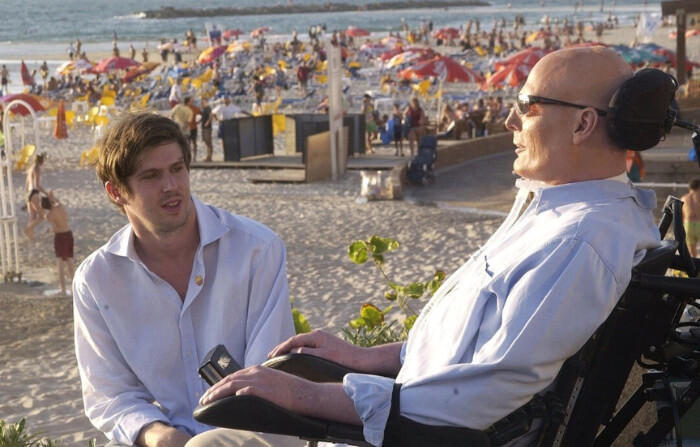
[[532, 177, 656, 211], [106, 196, 229, 260]]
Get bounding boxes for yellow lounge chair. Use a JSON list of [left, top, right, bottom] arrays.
[[15, 144, 36, 171]]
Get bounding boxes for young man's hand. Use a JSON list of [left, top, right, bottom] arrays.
[[136, 421, 192, 447]]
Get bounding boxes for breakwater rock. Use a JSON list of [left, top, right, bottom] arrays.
[[142, 1, 491, 19]]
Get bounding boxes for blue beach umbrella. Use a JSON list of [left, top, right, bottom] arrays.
[[611, 45, 666, 66]]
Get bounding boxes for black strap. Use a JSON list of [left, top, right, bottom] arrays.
[[382, 382, 403, 445]]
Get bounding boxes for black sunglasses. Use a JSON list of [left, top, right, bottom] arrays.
[[516, 94, 608, 117]]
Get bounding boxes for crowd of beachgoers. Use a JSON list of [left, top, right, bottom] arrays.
[[4, 10, 695, 140]]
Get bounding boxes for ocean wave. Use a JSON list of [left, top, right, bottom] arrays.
[[142, 1, 490, 19], [114, 12, 147, 20]]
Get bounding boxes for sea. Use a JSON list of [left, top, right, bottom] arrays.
[[1, 0, 665, 94]]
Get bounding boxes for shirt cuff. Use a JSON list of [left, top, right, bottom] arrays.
[[343, 373, 395, 447]]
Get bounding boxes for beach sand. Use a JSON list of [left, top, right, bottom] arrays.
[[0, 22, 697, 445]]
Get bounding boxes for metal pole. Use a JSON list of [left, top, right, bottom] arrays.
[[677, 9, 687, 85]]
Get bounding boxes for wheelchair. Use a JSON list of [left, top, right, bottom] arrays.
[[194, 129, 700, 446]]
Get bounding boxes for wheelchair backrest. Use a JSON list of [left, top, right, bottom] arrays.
[[538, 240, 679, 447]]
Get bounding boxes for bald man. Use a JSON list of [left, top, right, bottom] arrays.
[[193, 47, 662, 447]]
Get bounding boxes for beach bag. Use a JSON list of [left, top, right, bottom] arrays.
[[360, 170, 393, 200]]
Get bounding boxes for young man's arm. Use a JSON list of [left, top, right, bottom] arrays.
[[136, 422, 191, 447]]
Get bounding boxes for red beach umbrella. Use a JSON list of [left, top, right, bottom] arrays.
[[346, 26, 370, 37], [197, 45, 228, 64], [91, 57, 139, 74], [493, 47, 548, 71], [20, 61, 33, 86], [0, 93, 52, 116], [433, 27, 460, 40], [54, 99, 68, 139], [400, 55, 484, 83], [223, 29, 244, 40], [122, 62, 160, 83], [484, 63, 531, 90]]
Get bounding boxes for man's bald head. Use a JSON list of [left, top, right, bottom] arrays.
[[506, 47, 634, 184], [529, 47, 633, 113]]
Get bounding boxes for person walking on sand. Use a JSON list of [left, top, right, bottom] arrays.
[[169, 96, 194, 136], [404, 97, 425, 157], [41, 191, 75, 296], [392, 103, 405, 156], [682, 178, 700, 257], [200, 97, 214, 162], [1, 65, 9, 95], [187, 97, 201, 161], [25, 153, 48, 241], [169, 77, 184, 108]]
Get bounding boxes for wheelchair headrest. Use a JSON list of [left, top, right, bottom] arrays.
[[606, 68, 679, 151]]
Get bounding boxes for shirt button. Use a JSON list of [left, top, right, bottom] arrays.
[[195, 275, 203, 286], [194, 392, 201, 398]]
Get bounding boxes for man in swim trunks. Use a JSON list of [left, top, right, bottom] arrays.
[[681, 178, 700, 257], [41, 191, 74, 296]]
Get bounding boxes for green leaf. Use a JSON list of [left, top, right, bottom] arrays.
[[349, 317, 367, 329], [404, 315, 417, 331], [384, 290, 398, 301], [292, 309, 311, 334], [348, 241, 369, 264], [404, 282, 425, 298], [359, 303, 385, 328], [367, 236, 398, 255]]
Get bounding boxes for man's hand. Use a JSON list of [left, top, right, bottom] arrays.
[[269, 330, 403, 376], [199, 365, 361, 425], [136, 421, 191, 447]]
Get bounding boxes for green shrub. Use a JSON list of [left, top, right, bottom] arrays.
[[0, 419, 96, 447], [343, 236, 445, 346], [0, 418, 58, 447]]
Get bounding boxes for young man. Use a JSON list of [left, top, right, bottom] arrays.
[[73, 113, 295, 446], [197, 47, 662, 447], [41, 191, 75, 296], [207, 96, 247, 161], [681, 178, 700, 257]]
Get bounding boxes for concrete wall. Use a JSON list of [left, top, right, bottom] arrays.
[[395, 132, 515, 193], [434, 132, 514, 170]]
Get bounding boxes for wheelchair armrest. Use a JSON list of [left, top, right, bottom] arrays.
[[193, 395, 369, 445], [261, 352, 358, 382]]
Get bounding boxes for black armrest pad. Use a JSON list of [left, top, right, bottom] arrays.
[[262, 353, 356, 382], [193, 395, 368, 445]]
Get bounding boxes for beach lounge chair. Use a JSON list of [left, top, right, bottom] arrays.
[[14, 144, 35, 171], [194, 192, 700, 446], [79, 146, 99, 168]]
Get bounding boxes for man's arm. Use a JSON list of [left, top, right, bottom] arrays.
[[269, 330, 403, 377], [73, 270, 174, 445], [135, 422, 191, 447], [241, 235, 296, 366], [200, 366, 362, 426]]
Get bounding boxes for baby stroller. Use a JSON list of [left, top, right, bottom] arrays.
[[407, 135, 438, 185]]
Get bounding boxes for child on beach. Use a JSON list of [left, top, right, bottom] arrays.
[[41, 191, 74, 296], [392, 104, 405, 156]]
